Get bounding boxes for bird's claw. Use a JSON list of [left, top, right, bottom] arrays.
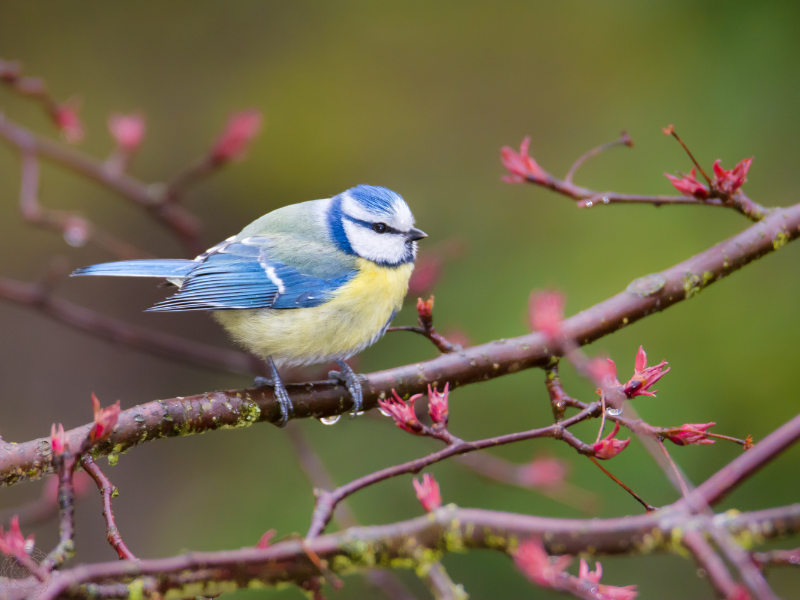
[[260, 360, 294, 428], [332, 360, 366, 415]]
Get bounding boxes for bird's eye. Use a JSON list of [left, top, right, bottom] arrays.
[[372, 222, 387, 234]]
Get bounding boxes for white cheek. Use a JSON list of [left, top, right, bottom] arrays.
[[344, 221, 408, 264]]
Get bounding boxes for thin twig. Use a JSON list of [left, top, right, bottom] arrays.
[[306, 406, 598, 538], [81, 456, 137, 561], [386, 296, 461, 354], [565, 130, 633, 184], [588, 456, 656, 512], [656, 439, 690, 498], [505, 133, 769, 221], [664, 127, 713, 186]]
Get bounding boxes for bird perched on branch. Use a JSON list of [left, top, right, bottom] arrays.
[[73, 185, 427, 426]]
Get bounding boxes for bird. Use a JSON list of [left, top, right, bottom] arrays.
[[72, 185, 427, 426]]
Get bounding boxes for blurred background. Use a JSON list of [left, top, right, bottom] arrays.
[[1, 2, 800, 598]]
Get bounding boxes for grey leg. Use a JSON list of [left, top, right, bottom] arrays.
[[333, 359, 364, 414], [254, 357, 293, 427]]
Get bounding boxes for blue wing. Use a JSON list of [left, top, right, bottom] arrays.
[[147, 237, 354, 312]]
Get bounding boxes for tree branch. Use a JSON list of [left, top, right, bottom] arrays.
[[2, 201, 799, 487], [20, 503, 800, 600], [0, 276, 266, 376], [306, 405, 598, 539], [0, 114, 203, 256], [682, 530, 741, 599]]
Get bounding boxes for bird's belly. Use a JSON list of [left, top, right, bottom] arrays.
[[213, 260, 413, 366]]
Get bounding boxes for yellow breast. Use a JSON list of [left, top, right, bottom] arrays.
[[213, 259, 414, 366]]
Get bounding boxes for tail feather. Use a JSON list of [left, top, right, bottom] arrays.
[[71, 260, 195, 278]]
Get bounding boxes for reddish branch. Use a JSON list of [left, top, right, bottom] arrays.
[[2, 200, 799, 486], [501, 132, 769, 221], [752, 548, 800, 569], [682, 530, 743, 600], [1, 72, 798, 597], [0, 115, 204, 256], [16, 150, 148, 260], [80, 456, 136, 561], [386, 296, 462, 353], [8, 503, 798, 600], [0, 275, 266, 376], [307, 404, 599, 539]]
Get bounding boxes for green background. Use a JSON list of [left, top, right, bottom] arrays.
[[1, 2, 799, 598]]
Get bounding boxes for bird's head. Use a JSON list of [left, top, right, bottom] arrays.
[[329, 185, 426, 266]]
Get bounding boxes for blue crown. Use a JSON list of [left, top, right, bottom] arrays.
[[346, 184, 402, 216]]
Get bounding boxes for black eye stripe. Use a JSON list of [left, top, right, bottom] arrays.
[[344, 215, 403, 235]]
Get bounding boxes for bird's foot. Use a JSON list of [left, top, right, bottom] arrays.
[[258, 359, 294, 427], [331, 359, 366, 415]]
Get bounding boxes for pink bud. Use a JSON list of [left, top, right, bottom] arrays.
[[53, 103, 84, 144], [108, 113, 145, 151], [412, 473, 442, 512], [407, 255, 442, 295], [529, 290, 565, 341], [256, 529, 276, 549], [0, 516, 35, 557], [378, 390, 424, 435], [416, 296, 434, 321], [90, 393, 121, 444], [518, 456, 567, 488], [587, 357, 621, 389], [427, 383, 449, 427], [211, 109, 262, 163], [579, 558, 602, 584], [664, 168, 710, 200], [622, 346, 669, 398], [501, 137, 548, 183], [50, 423, 67, 457], [667, 422, 716, 446], [712, 157, 753, 195], [592, 423, 630, 460], [513, 539, 572, 588]]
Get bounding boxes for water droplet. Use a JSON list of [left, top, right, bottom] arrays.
[[319, 415, 341, 425], [602, 196, 610, 204], [586, 200, 593, 207], [606, 407, 622, 416], [133, 414, 145, 423], [378, 407, 391, 417]]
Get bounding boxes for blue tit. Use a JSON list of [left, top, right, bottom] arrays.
[[72, 185, 427, 426]]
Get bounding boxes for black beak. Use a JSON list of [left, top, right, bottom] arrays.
[[406, 227, 427, 242]]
